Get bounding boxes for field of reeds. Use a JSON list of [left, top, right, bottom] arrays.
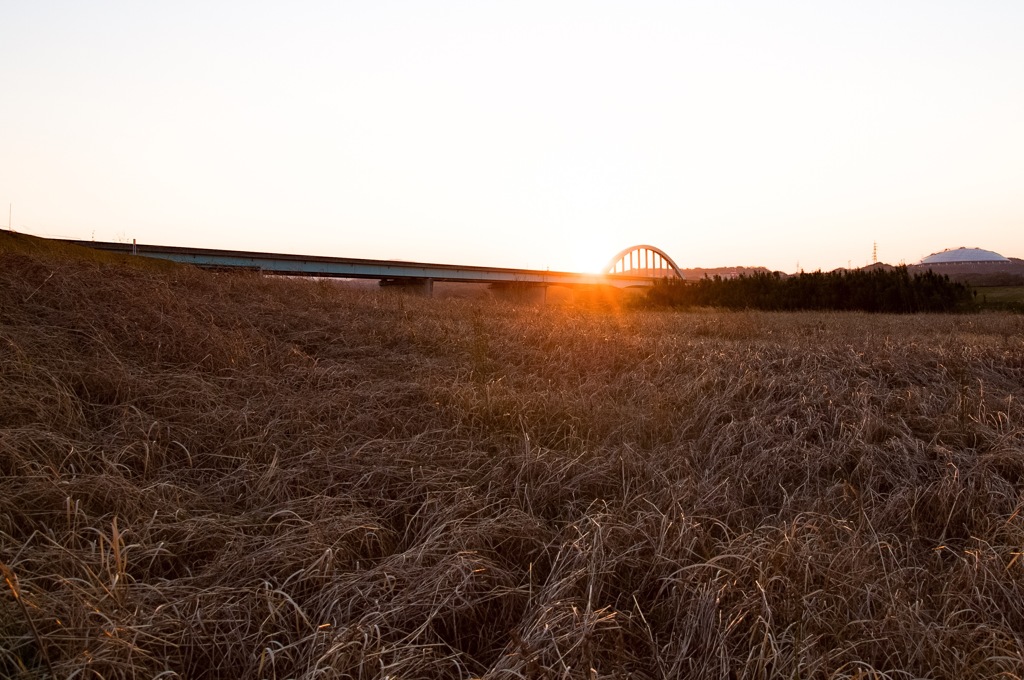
[[2, 233, 1024, 678]]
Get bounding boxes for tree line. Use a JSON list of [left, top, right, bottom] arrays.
[[644, 267, 975, 313]]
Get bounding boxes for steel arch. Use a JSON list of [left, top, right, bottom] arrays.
[[604, 245, 683, 279]]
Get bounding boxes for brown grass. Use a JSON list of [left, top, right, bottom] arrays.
[[2, 239, 1024, 678]]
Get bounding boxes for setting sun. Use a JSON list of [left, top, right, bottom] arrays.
[[550, 227, 626, 273], [565, 242, 614, 274]]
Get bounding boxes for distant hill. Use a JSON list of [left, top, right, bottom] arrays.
[[681, 265, 774, 280], [858, 262, 897, 273], [816, 258, 1024, 287]]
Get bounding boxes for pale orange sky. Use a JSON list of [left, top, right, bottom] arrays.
[[2, 1, 1022, 273]]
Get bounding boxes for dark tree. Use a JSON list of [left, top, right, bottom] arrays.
[[644, 267, 974, 313]]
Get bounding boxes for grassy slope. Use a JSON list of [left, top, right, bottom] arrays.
[[0, 229, 181, 271], [974, 286, 1024, 309], [1, 242, 1024, 678]]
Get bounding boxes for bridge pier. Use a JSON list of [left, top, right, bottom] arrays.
[[489, 282, 547, 304], [379, 277, 434, 296]]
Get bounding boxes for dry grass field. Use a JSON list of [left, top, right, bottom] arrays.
[[2, 236, 1024, 678]]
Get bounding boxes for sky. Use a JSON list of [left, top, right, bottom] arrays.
[[2, 1, 1023, 273]]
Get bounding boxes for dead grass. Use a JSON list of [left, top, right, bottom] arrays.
[[1, 243, 1023, 678]]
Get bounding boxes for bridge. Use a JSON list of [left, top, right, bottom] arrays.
[[68, 240, 684, 294]]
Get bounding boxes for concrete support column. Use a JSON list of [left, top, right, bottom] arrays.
[[490, 282, 548, 304], [379, 277, 434, 296]]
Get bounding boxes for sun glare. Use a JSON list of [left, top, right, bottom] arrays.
[[565, 242, 614, 274]]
